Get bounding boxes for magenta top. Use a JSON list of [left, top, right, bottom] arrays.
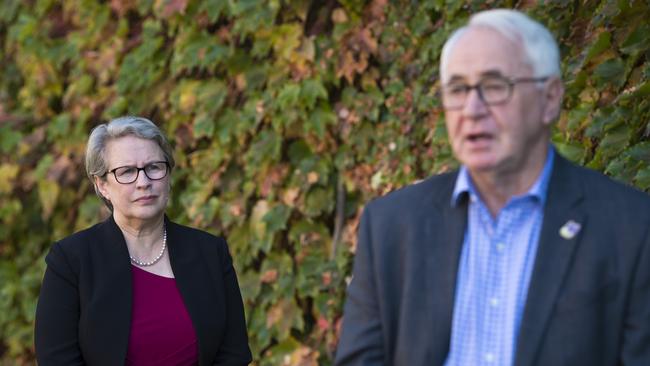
[[125, 265, 199, 366]]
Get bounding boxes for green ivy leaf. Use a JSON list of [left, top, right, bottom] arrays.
[[554, 141, 586, 164], [585, 108, 617, 138], [239, 269, 262, 303], [627, 142, 650, 164], [171, 28, 231, 75], [38, 180, 60, 220], [198, 0, 230, 21], [593, 58, 626, 89], [301, 79, 328, 109], [0, 199, 22, 226], [245, 130, 282, 167], [633, 165, 650, 190], [597, 125, 631, 158], [583, 31, 611, 65], [192, 114, 215, 139], [276, 83, 301, 110], [46, 113, 71, 141], [303, 187, 334, 218], [262, 204, 291, 234], [620, 24, 650, 55], [263, 337, 301, 364], [565, 104, 591, 133], [0, 164, 19, 194], [306, 105, 336, 138], [0, 127, 22, 154], [116, 20, 166, 94]]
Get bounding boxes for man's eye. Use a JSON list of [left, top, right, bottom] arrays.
[[482, 83, 507, 91], [480, 78, 509, 92], [447, 85, 468, 95], [147, 164, 163, 172]]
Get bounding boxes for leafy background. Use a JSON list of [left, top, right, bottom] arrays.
[[1, 0, 649, 364]]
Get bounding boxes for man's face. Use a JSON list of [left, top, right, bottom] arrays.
[[442, 27, 558, 177]]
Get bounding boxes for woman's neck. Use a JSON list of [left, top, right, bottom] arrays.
[[114, 214, 165, 250]]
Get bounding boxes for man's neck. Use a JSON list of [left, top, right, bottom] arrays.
[[469, 147, 550, 218]]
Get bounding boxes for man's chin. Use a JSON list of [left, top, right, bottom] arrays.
[[461, 156, 499, 173]]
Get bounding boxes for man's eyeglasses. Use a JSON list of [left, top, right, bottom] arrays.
[[105, 161, 169, 184], [441, 75, 549, 110]]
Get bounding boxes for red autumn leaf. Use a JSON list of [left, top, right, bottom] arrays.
[[159, 0, 189, 18], [317, 316, 330, 331], [260, 269, 278, 284], [110, 0, 137, 17]]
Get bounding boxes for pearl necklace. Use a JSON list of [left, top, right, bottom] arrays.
[[130, 226, 167, 267]]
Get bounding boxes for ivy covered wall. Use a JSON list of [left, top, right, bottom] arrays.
[[0, 0, 649, 364]]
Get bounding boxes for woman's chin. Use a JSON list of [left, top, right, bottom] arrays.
[[115, 207, 165, 223]]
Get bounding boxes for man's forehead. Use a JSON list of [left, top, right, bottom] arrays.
[[443, 26, 528, 80]]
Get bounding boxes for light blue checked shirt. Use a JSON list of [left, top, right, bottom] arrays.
[[444, 147, 554, 366]]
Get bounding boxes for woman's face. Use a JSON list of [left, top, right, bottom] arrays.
[[95, 135, 170, 226]]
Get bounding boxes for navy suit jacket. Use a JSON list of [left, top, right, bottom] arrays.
[[335, 154, 650, 365], [35, 216, 252, 366]]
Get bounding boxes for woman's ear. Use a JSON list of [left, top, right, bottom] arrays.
[[94, 175, 110, 202], [542, 77, 564, 125]]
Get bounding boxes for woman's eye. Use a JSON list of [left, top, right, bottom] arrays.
[[118, 167, 136, 176]]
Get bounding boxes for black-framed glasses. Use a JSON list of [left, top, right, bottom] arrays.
[[441, 75, 549, 110], [105, 161, 169, 184]]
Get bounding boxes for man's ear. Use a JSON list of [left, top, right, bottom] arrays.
[[94, 175, 110, 202], [542, 77, 564, 125]]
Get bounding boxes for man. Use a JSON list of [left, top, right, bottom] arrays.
[[335, 9, 650, 366]]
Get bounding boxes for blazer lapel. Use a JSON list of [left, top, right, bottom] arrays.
[[166, 218, 220, 366], [515, 156, 587, 366], [426, 173, 468, 365], [96, 216, 133, 365]]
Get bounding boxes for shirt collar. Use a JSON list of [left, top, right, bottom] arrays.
[[451, 146, 555, 207]]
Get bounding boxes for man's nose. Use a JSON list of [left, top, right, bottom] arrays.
[[462, 87, 489, 119]]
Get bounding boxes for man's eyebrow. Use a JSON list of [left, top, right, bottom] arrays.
[[445, 69, 506, 83], [446, 75, 467, 83], [480, 70, 505, 78]]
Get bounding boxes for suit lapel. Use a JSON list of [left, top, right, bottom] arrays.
[[515, 156, 587, 366], [166, 218, 219, 366], [426, 173, 468, 364], [97, 216, 133, 365]]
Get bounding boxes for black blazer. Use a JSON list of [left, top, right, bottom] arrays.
[[335, 154, 650, 365], [35, 215, 252, 366]]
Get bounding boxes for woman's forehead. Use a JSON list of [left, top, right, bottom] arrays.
[[105, 136, 164, 165]]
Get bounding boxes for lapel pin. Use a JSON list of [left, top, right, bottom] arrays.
[[559, 220, 581, 240]]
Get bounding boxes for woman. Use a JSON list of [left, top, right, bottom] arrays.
[[35, 116, 252, 366]]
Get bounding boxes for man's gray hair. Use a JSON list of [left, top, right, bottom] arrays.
[[85, 116, 175, 208], [440, 9, 561, 83]]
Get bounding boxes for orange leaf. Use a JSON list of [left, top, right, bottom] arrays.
[[156, 0, 189, 18], [260, 269, 278, 284]]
